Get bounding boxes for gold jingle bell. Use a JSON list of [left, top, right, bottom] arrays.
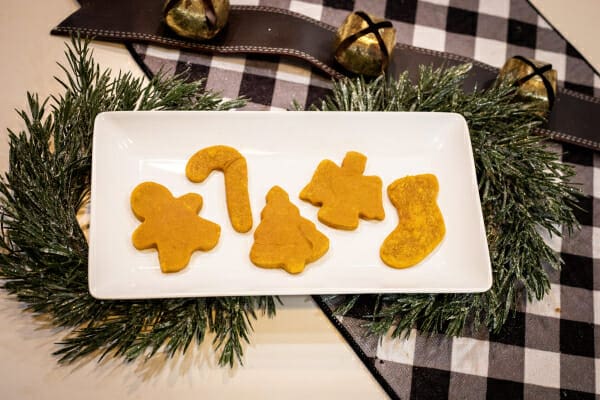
[[164, 0, 229, 40], [498, 56, 558, 113], [333, 11, 396, 77]]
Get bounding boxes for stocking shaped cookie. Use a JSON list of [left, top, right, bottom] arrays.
[[300, 151, 384, 230], [380, 174, 445, 268], [250, 186, 329, 274], [131, 182, 221, 273]]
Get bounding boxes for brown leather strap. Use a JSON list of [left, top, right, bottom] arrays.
[[51, 0, 600, 151], [53, 3, 345, 78]]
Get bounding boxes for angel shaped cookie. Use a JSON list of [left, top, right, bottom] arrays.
[[300, 151, 385, 230], [130, 182, 221, 273]]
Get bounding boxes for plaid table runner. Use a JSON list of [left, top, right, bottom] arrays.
[[126, 0, 600, 398]]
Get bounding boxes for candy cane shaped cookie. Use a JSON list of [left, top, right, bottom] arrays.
[[186, 145, 253, 233]]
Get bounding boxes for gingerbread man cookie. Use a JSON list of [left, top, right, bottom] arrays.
[[380, 174, 445, 269], [130, 182, 221, 273]]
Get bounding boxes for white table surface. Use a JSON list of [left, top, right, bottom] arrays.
[[0, 1, 597, 399]]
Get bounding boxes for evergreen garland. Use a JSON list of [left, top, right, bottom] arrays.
[[0, 39, 579, 367], [0, 38, 276, 367], [311, 65, 579, 337]]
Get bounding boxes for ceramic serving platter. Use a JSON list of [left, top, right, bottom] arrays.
[[89, 111, 492, 299]]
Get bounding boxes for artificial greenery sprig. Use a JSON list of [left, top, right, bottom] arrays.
[[0, 38, 277, 367], [0, 37, 579, 367], [312, 64, 579, 337]]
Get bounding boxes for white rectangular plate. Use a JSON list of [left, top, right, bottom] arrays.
[[89, 111, 492, 299]]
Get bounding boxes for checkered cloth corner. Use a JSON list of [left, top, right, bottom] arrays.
[[127, 0, 600, 398], [321, 142, 600, 400]]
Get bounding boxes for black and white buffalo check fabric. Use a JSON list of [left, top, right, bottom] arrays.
[[126, 0, 600, 398]]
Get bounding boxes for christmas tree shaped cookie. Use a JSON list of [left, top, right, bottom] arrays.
[[250, 186, 329, 274], [380, 174, 445, 269], [300, 151, 385, 230], [131, 182, 221, 273]]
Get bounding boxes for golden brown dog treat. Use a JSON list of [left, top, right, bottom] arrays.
[[300, 151, 385, 230], [250, 186, 329, 274], [186, 145, 253, 233], [131, 182, 221, 273], [380, 174, 445, 269]]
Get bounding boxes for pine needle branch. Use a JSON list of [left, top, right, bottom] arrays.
[[0, 37, 270, 367], [312, 64, 579, 337]]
